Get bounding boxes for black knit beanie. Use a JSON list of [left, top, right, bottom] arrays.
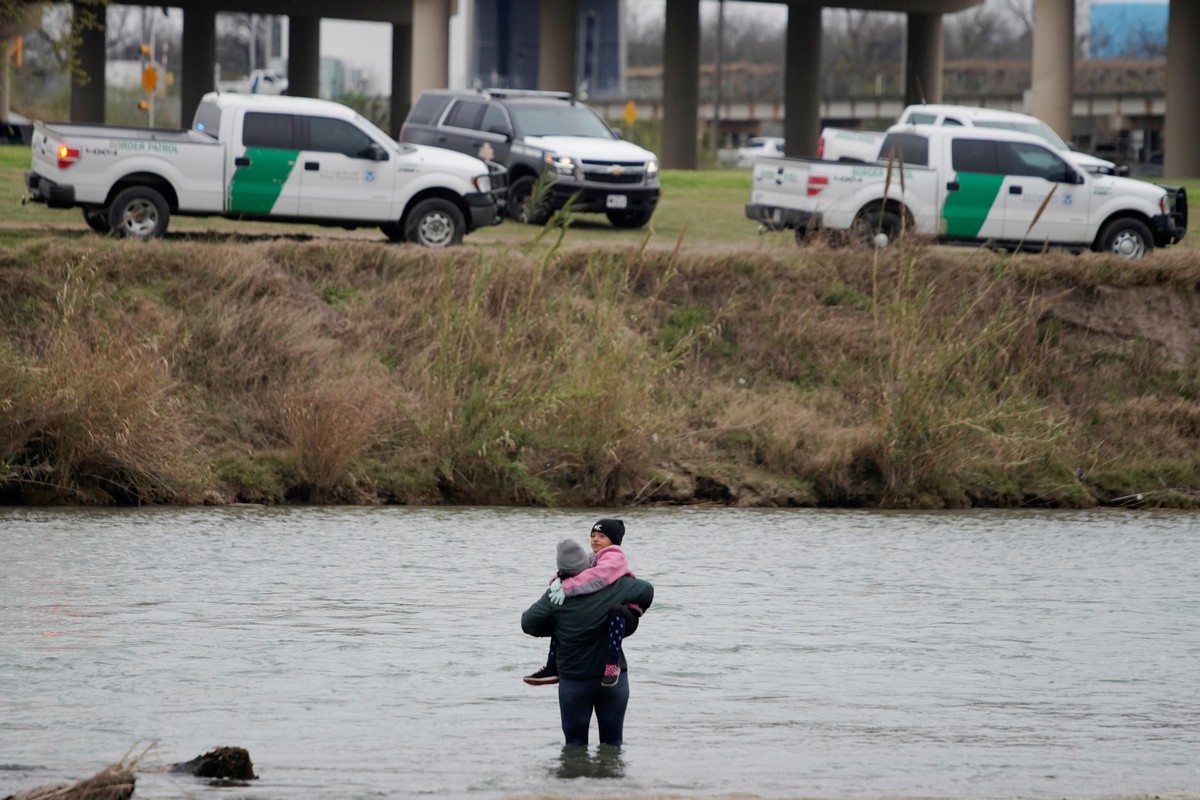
[[591, 518, 625, 546]]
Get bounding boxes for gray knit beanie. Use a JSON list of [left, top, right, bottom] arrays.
[[556, 539, 592, 577]]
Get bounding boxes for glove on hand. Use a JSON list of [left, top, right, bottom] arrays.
[[548, 578, 565, 605]]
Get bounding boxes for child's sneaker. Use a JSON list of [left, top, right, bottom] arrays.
[[524, 665, 559, 686], [601, 664, 620, 687]]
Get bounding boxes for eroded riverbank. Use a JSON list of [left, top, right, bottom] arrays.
[[2, 236, 1198, 508]]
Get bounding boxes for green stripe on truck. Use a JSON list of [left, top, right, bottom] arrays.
[[228, 148, 298, 214], [942, 172, 1005, 238]]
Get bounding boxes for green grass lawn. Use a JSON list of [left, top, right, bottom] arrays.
[[4, 143, 1197, 252]]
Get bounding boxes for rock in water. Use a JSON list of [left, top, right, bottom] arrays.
[[171, 746, 257, 780]]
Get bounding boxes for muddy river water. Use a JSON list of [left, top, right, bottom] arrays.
[[1, 506, 1197, 799]]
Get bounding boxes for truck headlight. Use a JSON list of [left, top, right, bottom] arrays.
[[544, 153, 577, 177], [473, 174, 492, 194], [646, 158, 659, 179]]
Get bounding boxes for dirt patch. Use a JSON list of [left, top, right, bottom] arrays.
[[1043, 284, 1200, 363]]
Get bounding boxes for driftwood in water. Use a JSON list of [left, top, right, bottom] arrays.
[[3, 759, 135, 800], [171, 746, 257, 780]]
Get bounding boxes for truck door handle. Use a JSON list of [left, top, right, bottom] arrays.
[[946, 181, 960, 192], [305, 162, 319, 171], [234, 157, 250, 167], [1009, 185, 1023, 195]]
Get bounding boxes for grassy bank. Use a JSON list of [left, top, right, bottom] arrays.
[[4, 143, 1200, 508], [2, 221, 1199, 508]]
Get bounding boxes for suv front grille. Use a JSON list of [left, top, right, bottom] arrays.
[[580, 160, 649, 185]]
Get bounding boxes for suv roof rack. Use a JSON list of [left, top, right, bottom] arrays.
[[479, 88, 574, 102]]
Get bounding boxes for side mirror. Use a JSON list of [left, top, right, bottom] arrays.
[[367, 143, 389, 161]]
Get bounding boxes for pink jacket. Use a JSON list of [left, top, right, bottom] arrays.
[[561, 545, 635, 598]]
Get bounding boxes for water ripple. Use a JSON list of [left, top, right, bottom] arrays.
[[1, 506, 1198, 799]]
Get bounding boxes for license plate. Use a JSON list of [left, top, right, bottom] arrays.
[[606, 194, 628, 209]]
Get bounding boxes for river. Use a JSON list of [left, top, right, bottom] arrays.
[[1, 506, 1198, 799]]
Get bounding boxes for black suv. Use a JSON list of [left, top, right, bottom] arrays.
[[400, 89, 660, 228]]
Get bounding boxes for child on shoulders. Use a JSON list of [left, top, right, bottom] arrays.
[[524, 519, 641, 688]]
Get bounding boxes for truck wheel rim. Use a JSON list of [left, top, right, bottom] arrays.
[[418, 210, 453, 246], [120, 200, 158, 237], [1110, 230, 1145, 258]]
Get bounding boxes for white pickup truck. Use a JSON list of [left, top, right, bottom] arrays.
[[24, 92, 501, 246], [746, 125, 1187, 259], [820, 103, 1122, 176]]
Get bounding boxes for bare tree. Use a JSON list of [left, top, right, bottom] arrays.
[[821, 9, 904, 97], [945, 4, 1029, 60]]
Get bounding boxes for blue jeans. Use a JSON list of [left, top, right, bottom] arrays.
[[557, 672, 630, 746]]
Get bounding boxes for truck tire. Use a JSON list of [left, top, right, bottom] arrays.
[[855, 208, 903, 248], [605, 207, 654, 229], [108, 186, 170, 240], [405, 198, 464, 248], [83, 208, 112, 235], [508, 175, 551, 224], [1096, 217, 1153, 259]]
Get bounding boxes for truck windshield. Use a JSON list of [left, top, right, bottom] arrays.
[[974, 120, 1069, 152], [507, 103, 614, 139], [353, 113, 400, 156]]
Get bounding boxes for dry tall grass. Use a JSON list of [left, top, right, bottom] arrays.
[[1, 255, 196, 502], [1, 232, 1198, 508]]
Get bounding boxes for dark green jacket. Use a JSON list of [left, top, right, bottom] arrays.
[[521, 576, 655, 680]]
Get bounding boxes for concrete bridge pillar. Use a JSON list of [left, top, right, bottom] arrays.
[[784, 1, 821, 159], [662, 0, 700, 169], [391, 23, 413, 138], [1165, 0, 1200, 177], [905, 12, 943, 105], [181, 10, 216, 125], [69, 1, 106, 123], [538, 0, 577, 92], [1030, 0, 1074, 140], [287, 15, 321, 98], [412, 0, 450, 97]]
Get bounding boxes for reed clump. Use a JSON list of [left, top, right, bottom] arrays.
[[1, 232, 1198, 509]]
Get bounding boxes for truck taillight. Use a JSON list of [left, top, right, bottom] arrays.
[[817, 136, 824, 160], [807, 175, 829, 197], [57, 145, 81, 170]]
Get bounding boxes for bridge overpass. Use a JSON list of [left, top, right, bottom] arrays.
[[57, 0, 1200, 176]]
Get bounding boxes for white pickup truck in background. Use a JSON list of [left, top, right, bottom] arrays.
[[819, 103, 1123, 176], [216, 69, 289, 96], [747, 125, 1186, 259], [24, 93, 501, 246]]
